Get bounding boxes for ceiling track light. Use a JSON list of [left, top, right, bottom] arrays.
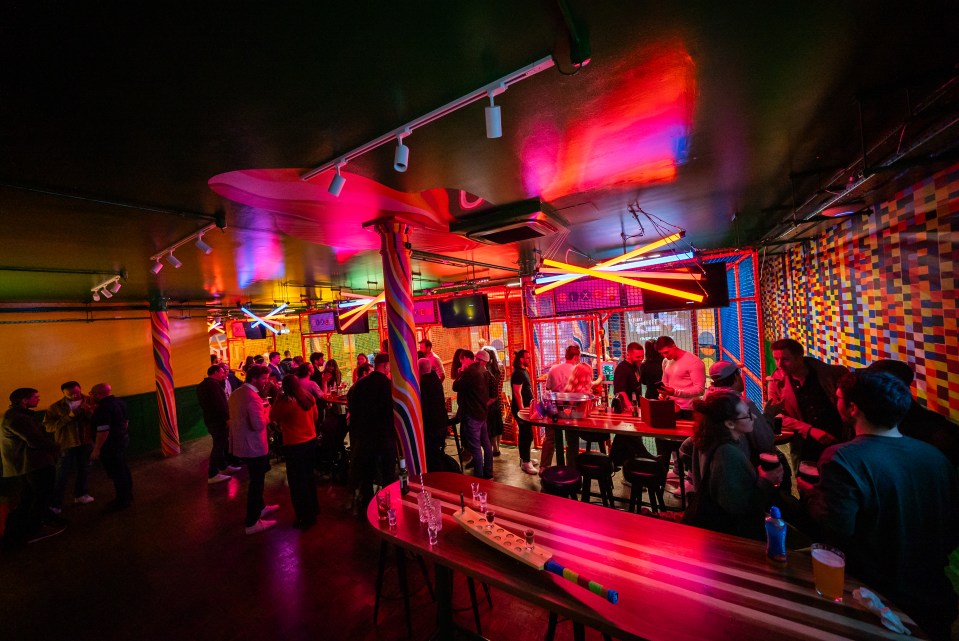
[[485, 83, 506, 139], [300, 56, 556, 182], [393, 128, 411, 172], [149, 222, 224, 275], [90, 275, 123, 302], [328, 161, 347, 197]]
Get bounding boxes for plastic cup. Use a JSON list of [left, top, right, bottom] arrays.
[[376, 490, 391, 522], [811, 544, 845, 601]]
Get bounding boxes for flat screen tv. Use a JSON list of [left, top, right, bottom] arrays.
[[438, 294, 490, 328], [640, 263, 730, 313], [243, 322, 268, 340], [336, 311, 370, 335], [307, 311, 336, 333], [412, 299, 438, 325]]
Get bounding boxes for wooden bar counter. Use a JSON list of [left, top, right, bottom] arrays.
[[368, 473, 921, 640]]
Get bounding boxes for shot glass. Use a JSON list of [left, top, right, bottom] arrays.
[[477, 491, 488, 513], [485, 510, 495, 532], [376, 490, 391, 522], [524, 529, 535, 553], [387, 508, 397, 528], [470, 481, 480, 503], [427, 519, 439, 546]]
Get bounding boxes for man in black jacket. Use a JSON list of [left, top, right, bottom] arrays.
[[452, 350, 493, 479], [1, 388, 62, 546], [418, 358, 449, 471], [197, 365, 239, 484], [347, 353, 396, 510]]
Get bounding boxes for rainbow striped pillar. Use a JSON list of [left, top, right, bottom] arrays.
[[150, 309, 180, 456], [375, 220, 426, 474]]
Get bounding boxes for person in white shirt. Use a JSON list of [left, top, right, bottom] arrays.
[[655, 336, 706, 419], [418, 338, 445, 382], [540, 344, 580, 473]]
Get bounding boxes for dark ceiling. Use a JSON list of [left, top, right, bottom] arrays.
[[1, 2, 957, 310]]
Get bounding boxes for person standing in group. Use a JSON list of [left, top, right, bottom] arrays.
[[655, 336, 706, 419], [295, 363, 325, 407], [540, 344, 581, 473], [196, 366, 240, 485], [639, 339, 663, 399], [267, 352, 284, 382], [89, 383, 133, 511], [228, 365, 279, 534], [450, 348, 467, 381], [1, 388, 62, 546], [352, 353, 369, 384], [800, 371, 958, 641], [510, 350, 538, 475], [348, 353, 397, 511], [43, 381, 96, 511], [419, 339, 445, 382], [485, 348, 505, 457], [418, 357, 449, 471], [270, 375, 319, 529], [452, 350, 494, 479], [279, 350, 295, 375], [766, 338, 847, 467], [609, 343, 654, 465]]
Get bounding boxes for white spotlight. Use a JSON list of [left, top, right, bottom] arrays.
[[485, 89, 502, 139], [328, 163, 346, 197], [195, 236, 213, 255], [166, 253, 183, 269], [92, 291, 101, 302], [109, 280, 122, 294], [101, 288, 113, 299], [393, 129, 410, 172], [151, 260, 164, 275]]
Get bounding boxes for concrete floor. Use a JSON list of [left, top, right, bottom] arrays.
[[1, 436, 645, 641]]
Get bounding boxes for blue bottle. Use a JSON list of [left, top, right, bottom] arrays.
[[765, 506, 787, 566]]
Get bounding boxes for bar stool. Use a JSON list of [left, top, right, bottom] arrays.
[[373, 541, 435, 637], [577, 432, 608, 454], [545, 612, 613, 641], [623, 456, 667, 513], [540, 466, 581, 500], [576, 452, 615, 507]]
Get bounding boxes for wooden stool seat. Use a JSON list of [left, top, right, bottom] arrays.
[[623, 456, 667, 513], [575, 452, 615, 507], [539, 466, 581, 500]]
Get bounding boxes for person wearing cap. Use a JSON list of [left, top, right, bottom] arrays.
[[418, 338, 445, 382], [705, 361, 782, 477]]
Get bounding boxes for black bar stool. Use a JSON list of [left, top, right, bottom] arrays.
[[576, 452, 615, 507], [373, 541, 434, 637], [540, 466, 581, 500], [623, 456, 667, 513], [546, 612, 613, 641]]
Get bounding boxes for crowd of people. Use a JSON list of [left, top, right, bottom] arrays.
[[1, 381, 132, 548]]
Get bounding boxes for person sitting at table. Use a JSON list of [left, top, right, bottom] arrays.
[[799, 370, 958, 640], [418, 358, 450, 472], [351, 353, 369, 384], [706, 361, 780, 473], [682, 390, 783, 540], [639, 339, 663, 399], [270, 375, 319, 529]]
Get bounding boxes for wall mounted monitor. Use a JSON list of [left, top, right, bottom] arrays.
[[336, 311, 370, 335], [307, 311, 336, 333], [242, 322, 268, 340], [413, 299, 438, 325], [438, 294, 490, 328], [640, 263, 730, 313]]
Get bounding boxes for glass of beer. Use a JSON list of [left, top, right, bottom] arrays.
[[811, 544, 845, 601]]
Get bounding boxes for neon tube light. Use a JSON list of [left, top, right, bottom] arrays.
[[240, 307, 280, 334], [535, 259, 703, 302]]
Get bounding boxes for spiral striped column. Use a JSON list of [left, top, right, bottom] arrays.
[[150, 309, 180, 456], [375, 220, 425, 474]]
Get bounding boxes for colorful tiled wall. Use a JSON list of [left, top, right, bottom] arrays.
[[761, 162, 959, 422]]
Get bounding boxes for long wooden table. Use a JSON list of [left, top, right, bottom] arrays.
[[368, 473, 924, 640]]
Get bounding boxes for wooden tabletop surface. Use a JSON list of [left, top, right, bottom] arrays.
[[517, 408, 695, 441], [368, 472, 923, 641]]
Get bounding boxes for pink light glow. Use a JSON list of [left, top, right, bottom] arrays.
[[521, 43, 695, 201]]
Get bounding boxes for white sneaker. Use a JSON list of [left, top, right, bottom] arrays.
[[521, 461, 539, 475], [74, 495, 95, 504], [245, 519, 276, 535], [260, 504, 280, 518], [225, 465, 243, 472], [667, 480, 696, 497], [208, 473, 231, 484]]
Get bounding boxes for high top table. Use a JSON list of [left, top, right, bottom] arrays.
[[368, 472, 924, 640]]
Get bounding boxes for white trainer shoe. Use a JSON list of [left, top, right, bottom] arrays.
[[245, 519, 276, 535], [260, 504, 280, 518], [74, 495, 95, 504], [208, 474, 231, 484], [521, 461, 539, 475], [225, 465, 243, 472]]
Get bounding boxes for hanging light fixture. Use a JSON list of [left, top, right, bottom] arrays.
[[149, 222, 224, 276], [393, 129, 411, 172], [90, 275, 124, 302], [195, 235, 213, 255], [328, 161, 346, 197], [485, 84, 506, 139], [151, 260, 164, 274], [166, 253, 183, 269]]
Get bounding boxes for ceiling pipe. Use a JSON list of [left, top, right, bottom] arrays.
[[411, 249, 520, 273]]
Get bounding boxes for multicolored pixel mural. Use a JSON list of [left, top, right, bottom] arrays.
[[761, 162, 959, 423]]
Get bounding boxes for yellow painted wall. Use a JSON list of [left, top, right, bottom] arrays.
[[0, 311, 210, 407]]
